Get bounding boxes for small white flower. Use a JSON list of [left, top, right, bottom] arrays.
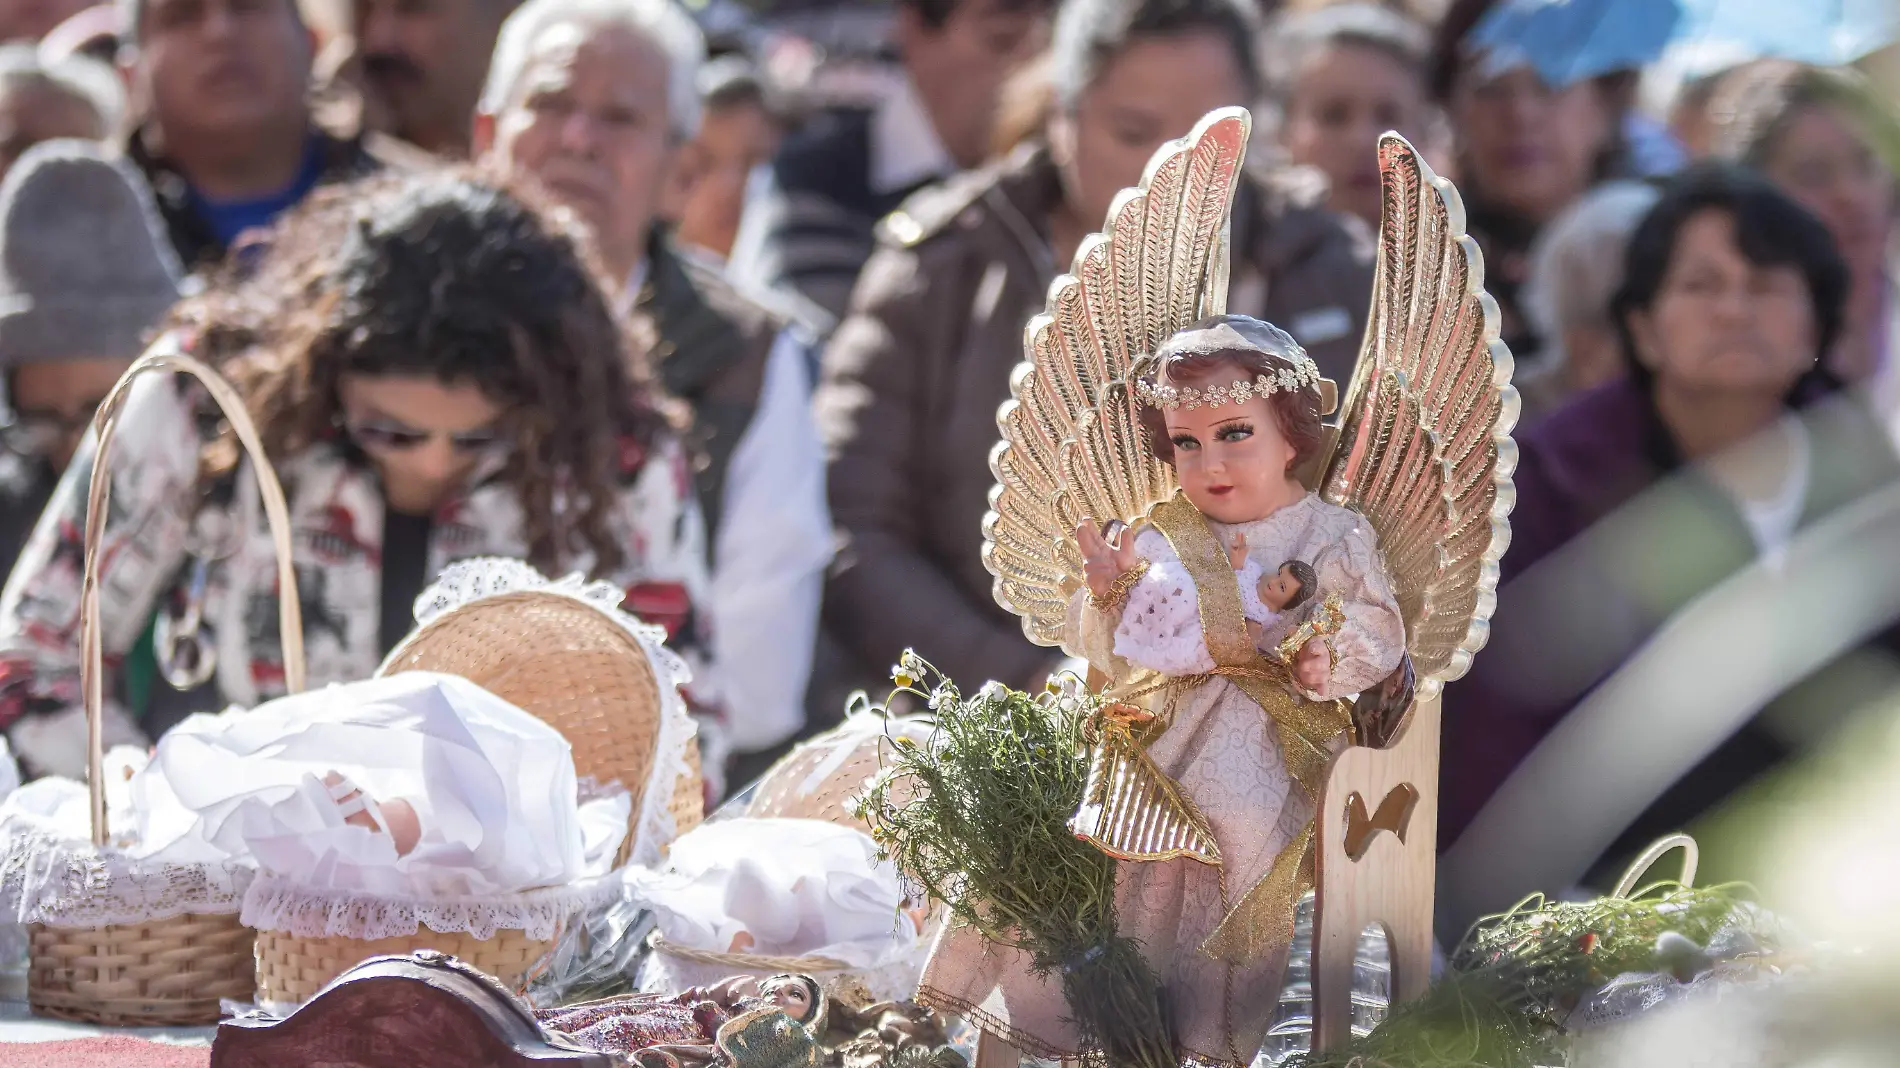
[[977, 681, 1008, 703]]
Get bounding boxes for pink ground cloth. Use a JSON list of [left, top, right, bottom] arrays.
[[0, 1037, 210, 1067]]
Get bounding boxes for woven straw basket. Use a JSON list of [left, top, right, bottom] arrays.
[[27, 348, 308, 1026], [251, 580, 706, 1006], [745, 712, 931, 832]]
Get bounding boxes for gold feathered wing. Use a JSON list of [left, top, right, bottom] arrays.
[[982, 107, 1249, 646], [1315, 134, 1520, 693]]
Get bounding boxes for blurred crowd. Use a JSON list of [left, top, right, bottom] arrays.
[[0, 0, 1893, 927]]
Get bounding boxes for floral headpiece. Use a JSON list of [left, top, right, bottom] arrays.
[[1134, 354, 1322, 411]]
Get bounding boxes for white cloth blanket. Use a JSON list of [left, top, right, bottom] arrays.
[[129, 671, 623, 896], [633, 817, 923, 967]]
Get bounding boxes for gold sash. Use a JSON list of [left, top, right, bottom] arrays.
[[1094, 494, 1354, 965]]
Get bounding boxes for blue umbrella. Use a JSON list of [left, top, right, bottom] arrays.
[[1468, 0, 1681, 86], [1678, 0, 1898, 69], [1469, 0, 1897, 87]]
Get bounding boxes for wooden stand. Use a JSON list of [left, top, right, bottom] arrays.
[[211, 952, 612, 1068], [1311, 689, 1440, 1052]]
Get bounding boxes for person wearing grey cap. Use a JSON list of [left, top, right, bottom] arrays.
[[0, 138, 185, 581]]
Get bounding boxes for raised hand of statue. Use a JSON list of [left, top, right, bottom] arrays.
[[1226, 532, 1248, 571], [1075, 519, 1141, 600]]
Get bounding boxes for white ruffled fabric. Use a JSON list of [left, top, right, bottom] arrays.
[[630, 818, 932, 1003], [129, 672, 612, 898], [0, 755, 253, 927], [403, 559, 698, 870], [1113, 529, 1280, 675]]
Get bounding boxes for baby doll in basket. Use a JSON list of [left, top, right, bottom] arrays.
[[538, 974, 825, 1068]]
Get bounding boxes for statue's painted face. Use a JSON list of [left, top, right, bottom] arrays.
[[1160, 374, 1299, 524], [760, 976, 815, 1022]]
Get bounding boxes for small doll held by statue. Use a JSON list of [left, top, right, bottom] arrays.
[[1222, 531, 1320, 655]]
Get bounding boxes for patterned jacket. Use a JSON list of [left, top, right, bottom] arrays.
[[0, 373, 718, 780]]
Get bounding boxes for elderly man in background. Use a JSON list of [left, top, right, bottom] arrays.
[[121, 0, 414, 267], [0, 45, 116, 177], [476, 0, 831, 785], [727, 0, 1052, 322]]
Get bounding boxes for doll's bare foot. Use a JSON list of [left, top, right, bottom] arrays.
[[323, 771, 422, 856]]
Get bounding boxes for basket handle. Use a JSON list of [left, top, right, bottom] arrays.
[[1611, 833, 1700, 900], [83, 339, 307, 846]]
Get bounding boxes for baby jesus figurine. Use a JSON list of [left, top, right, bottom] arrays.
[[917, 315, 1407, 1066]]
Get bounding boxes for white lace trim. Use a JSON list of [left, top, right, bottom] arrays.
[[0, 830, 251, 927], [401, 558, 697, 870], [240, 871, 622, 941]]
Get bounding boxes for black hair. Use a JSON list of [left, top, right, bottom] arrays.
[[899, 0, 1053, 32], [1426, 0, 1494, 102], [1279, 559, 1318, 610], [1049, 0, 1261, 108], [172, 167, 670, 575], [1610, 163, 1849, 400]]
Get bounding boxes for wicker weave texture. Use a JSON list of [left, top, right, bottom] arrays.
[[382, 591, 665, 805], [253, 926, 553, 1005], [28, 914, 255, 1027], [746, 726, 914, 834], [670, 737, 706, 838]]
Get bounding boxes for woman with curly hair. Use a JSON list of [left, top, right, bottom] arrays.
[[0, 168, 717, 780]]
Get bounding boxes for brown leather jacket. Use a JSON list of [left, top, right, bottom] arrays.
[[814, 143, 1376, 698]]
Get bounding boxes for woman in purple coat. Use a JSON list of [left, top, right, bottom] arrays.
[[1438, 164, 1900, 926]]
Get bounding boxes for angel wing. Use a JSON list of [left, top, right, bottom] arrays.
[[1315, 135, 1520, 693], [982, 107, 1250, 646]]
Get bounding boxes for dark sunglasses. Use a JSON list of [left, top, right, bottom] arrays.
[[340, 416, 509, 456]]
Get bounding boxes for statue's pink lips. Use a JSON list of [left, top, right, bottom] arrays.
[[1206, 485, 1234, 497]]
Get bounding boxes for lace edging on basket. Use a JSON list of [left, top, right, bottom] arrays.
[[0, 830, 252, 927], [404, 558, 698, 869], [240, 871, 623, 941]]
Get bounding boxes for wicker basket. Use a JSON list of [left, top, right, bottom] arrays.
[[745, 712, 933, 832], [250, 566, 705, 1007], [24, 347, 307, 1026], [28, 913, 256, 1026], [252, 926, 555, 1007]]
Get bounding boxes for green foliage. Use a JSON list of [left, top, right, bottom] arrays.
[[1288, 883, 1776, 1068], [851, 655, 1176, 1068]]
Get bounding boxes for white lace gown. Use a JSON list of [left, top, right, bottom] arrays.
[[916, 494, 1405, 1067]]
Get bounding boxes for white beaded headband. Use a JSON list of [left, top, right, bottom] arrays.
[[1134, 353, 1323, 411]]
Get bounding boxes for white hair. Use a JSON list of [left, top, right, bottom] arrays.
[[480, 0, 706, 140], [1524, 181, 1662, 359]]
